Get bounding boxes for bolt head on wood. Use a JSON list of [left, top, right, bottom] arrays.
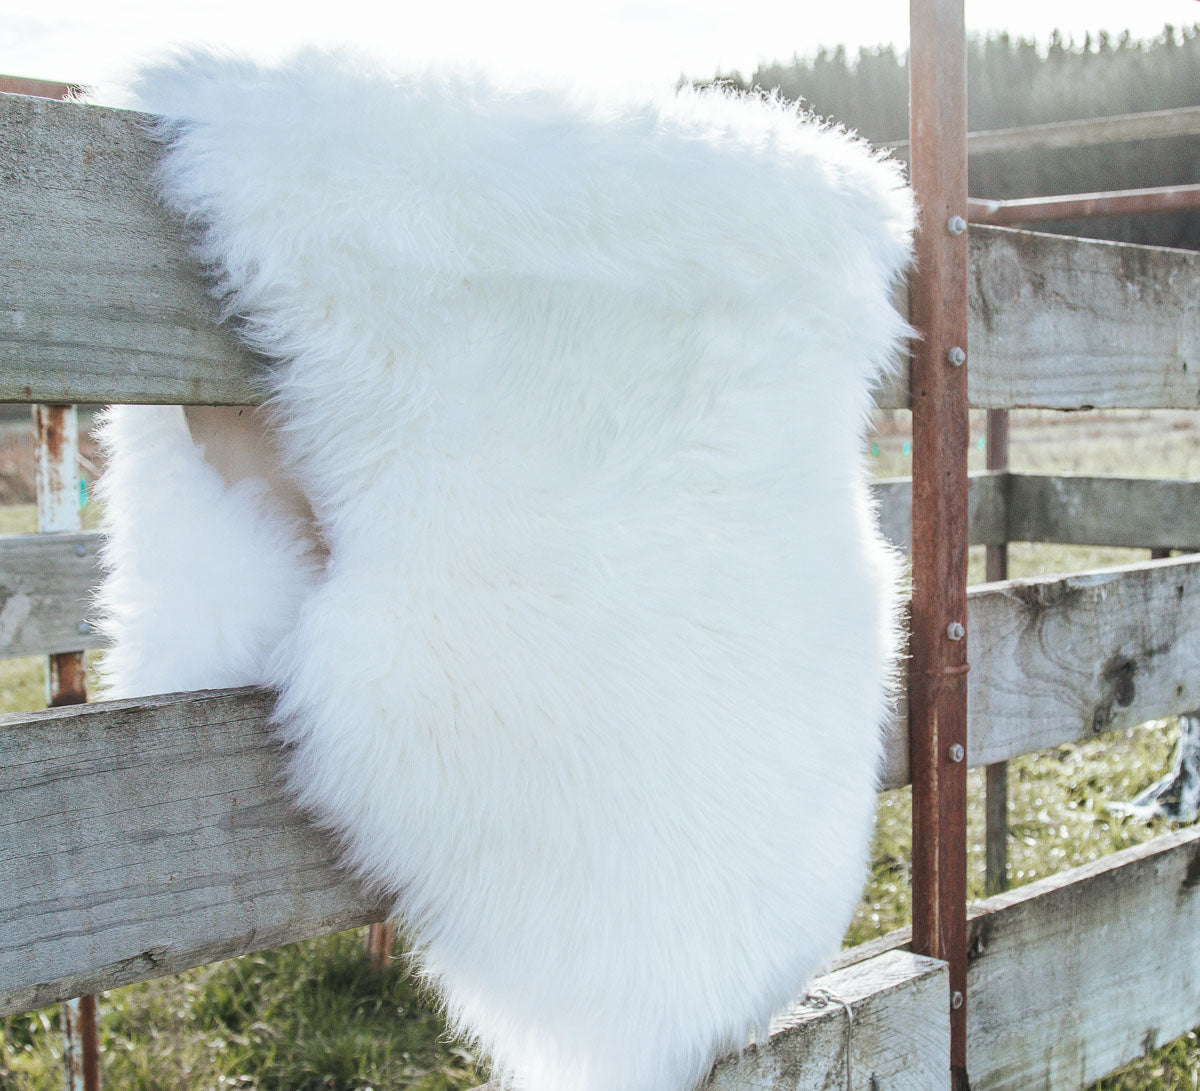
[[947, 215, 967, 236], [947, 621, 965, 641], [947, 346, 966, 367], [948, 744, 965, 763], [951, 990, 964, 1010]]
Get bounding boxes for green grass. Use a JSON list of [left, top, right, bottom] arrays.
[[1, 933, 484, 1091], [4, 412, 1200, 1088]]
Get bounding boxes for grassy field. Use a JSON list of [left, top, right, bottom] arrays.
[[2, 409, 1199, 1088]]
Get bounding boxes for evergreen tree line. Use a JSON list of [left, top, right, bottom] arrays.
[[702, 25, 1200, 249]]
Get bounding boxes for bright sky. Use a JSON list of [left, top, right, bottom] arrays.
[[2, 0, 1198, 105]]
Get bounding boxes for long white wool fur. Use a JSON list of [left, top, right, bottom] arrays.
[[99, 49, 914, 1091]]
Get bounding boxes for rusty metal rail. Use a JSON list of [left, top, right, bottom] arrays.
[[968, 183, 1200, 225], [886, 104, 1200, 158]]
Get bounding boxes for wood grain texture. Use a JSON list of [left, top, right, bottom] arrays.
[[966, 553, 1200, 767], [0, 93, 263, 405], [1008, 472, 1200, 549], [5, 96, 1200, 412], [470, 951, 949, 1091], [0, 687, 386, 1016], [968, 826, 1200, 1089], [968, 227, 1200, 410], [0, 532, 102, 657], [704, 951, 949, 1091]]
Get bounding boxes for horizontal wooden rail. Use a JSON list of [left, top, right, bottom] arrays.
[[967, 825, 1200, 1088], [705, 951, 948, 1088], [3, 94, 1200, 411], [965, 552, 1200, 770], [1006, 472, 1200, 549], [884, 104, 1200, 157], [966, 227, 1200, 410], [0, 532, 101, 657], [879, 552, 1200, 789], [473, 950, 950, 1090], [1, 94, 262, 405], [881, 470, 1200, 556], [0, 688, 386, 1016]]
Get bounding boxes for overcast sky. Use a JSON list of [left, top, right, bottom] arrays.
[[2, 0, 1198, 104]]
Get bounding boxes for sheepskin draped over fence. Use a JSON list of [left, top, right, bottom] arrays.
[[96, 50, 914, 1091]]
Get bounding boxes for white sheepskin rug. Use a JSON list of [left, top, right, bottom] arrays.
[[97, 49, 913, 1091]]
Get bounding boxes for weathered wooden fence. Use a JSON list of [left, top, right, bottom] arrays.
[[4, 24, 1200, 1088]]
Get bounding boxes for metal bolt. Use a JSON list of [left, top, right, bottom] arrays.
[[74, 543, 87, 557], [947, 215, 967, 236], [947, 346, 966, 367], [949, 744, 965, 763], [951, 990, 964, 1010], [77, 621, 91, 635], [947, 621, 965, 641]]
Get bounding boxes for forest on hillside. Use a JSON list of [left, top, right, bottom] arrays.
[[701, 25, 1200, 249]]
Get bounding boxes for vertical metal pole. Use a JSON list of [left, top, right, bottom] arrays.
[[34, 405, 100, 1091], [984, 411, 1009, 897], [908, 1, 971, 1086], [365, 921, 396, 971]]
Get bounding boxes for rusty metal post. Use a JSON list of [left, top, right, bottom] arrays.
[[34, 405, 99, 1091], [984, 411, 1009, 898], [365, 921, 396, 971], [908, 0, 971, 1086]]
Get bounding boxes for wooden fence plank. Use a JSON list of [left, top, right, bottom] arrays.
[[0, 532, 102, 657], [875, 552, 1200, 789], [966, 553, 1200, 769], [967, 227, 1200, 410], [5, 94, 1200, 412], [967, 826, 1200, 1089], [1007, 472, 1200, 549], [704, 950, 949, 1090], [0, 688, 386, 1016], [475, 950, 949, 1091], [0, 93, 261, 405]]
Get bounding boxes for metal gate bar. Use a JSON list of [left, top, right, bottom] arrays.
[[907, 0, 971, 1085]]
